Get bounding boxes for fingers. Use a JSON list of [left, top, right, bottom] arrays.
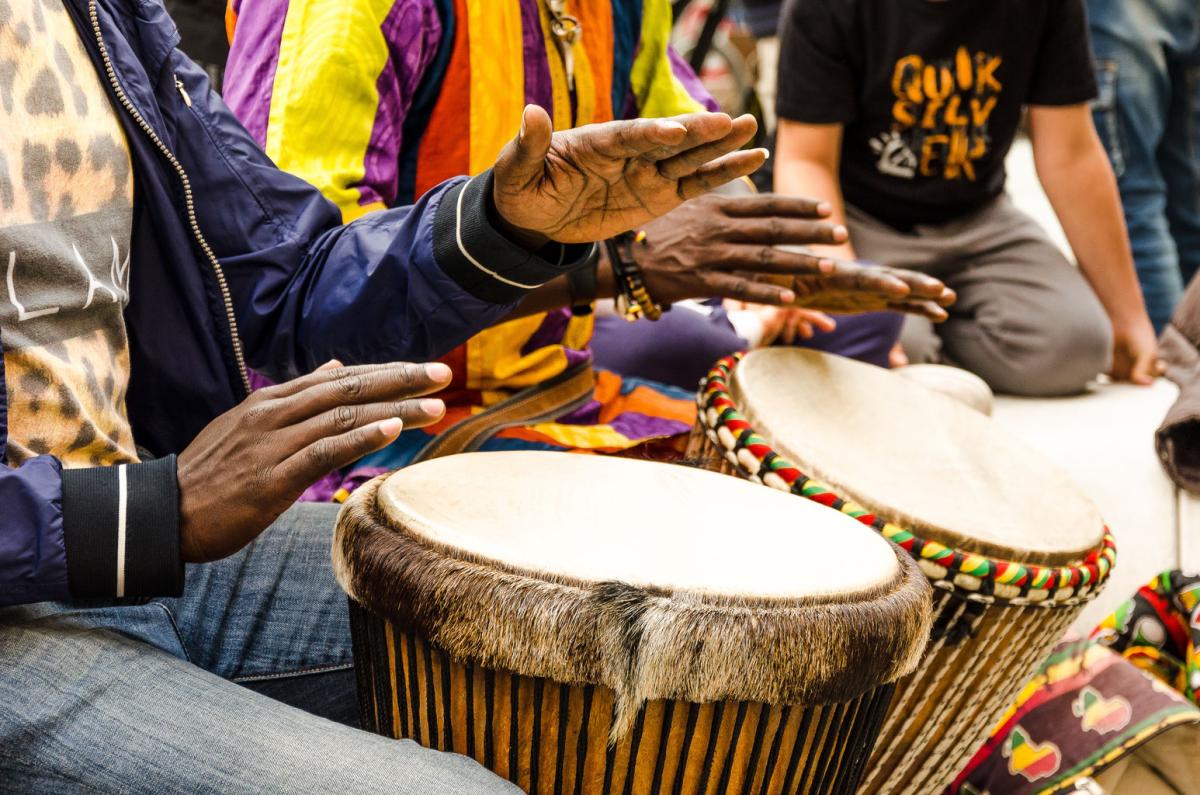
[[887, 299, 950, 322], [722, 246, 832, 275], [264, 362, 453, 425], [879, 267, 954, 302], [797, 269, 914, 300], [494, 104, 554, 186], [719, 194, 833, 219], [285, 396, 447, 451], [889, 343, 910, 368], [1128, 350, 1161, 386], [582, 113, 721, 160], [803, 310, 838, 333], [726, 218, 846, 247], [276, 418, 407, 488], [677, 149, 769, 201], [705, 272, 796, 305], [654, 114, 759, 178]]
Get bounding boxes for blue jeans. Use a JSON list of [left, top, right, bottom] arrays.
[[1089, 0, 1200, 332], [0, 504, 519, 794]]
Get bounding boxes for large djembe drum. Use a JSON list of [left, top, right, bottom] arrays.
[[335, 452, 932, 794], [688, 349, 1117, 794]]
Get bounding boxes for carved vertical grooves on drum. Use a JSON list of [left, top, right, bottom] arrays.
[[349, 604, 894, 795], [858, 592, 1073, 794], [688, 349, 1115, 793]]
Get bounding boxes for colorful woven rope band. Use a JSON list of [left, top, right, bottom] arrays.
[[697, 353, 1117, 607]]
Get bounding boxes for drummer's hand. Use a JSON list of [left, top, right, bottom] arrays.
[[788, 262, 956, 319], [491, 105, 765, 248], [632, 193, 846, 305], [175, 361, 451, 563]]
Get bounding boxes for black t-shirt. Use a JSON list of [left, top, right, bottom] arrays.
[[776, 0, 1097, 229]]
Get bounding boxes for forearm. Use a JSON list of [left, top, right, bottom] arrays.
[[1037, 139, 1148, 325], [508, 257, 618, 319], [774, 158, 856, 260]]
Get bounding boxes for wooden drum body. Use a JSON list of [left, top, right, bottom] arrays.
[[335, 453, 933, 795], [689, 350, 1117, 794]]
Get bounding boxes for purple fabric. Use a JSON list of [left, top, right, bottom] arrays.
[[300, 466, 390, 502], [562, 345, 591, 368], [519, 0, 554, 111], [361, 0, 443, 209], [605, 411, 691, 440], [223, 0, 291, 147], [592, 305, 903, 391], [520, 309, 572, 355], [668, 45, 719, 112], [556, 397, 603, 425]]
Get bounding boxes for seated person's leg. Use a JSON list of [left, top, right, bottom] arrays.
[[803, 311, 904, 369], [591, 301, 747, 391], [1090, 16, 1183, 332], [1160, 56, 1200, 291], [897, 315, 943, 366], [0, 503, 517, 792], [0, 609, 516, 793], [936, 201, 1112, 397], [592, 299, 908, 393]]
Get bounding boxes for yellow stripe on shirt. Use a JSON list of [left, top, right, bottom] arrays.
[[267, 0, 396, 221]]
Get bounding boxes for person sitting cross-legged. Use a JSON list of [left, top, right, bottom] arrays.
[[774, 0, 1163, 396]]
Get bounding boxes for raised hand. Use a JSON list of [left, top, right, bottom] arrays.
[[176, 361, 451, 563], [492, 105, 765, 246]]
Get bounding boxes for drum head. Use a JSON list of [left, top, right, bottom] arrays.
[[377, 451, 899, 600], [730, 349, 1104, 565], [337, 452, 932, 715]]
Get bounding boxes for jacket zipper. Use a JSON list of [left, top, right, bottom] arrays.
[[87, 0, 251, 395]]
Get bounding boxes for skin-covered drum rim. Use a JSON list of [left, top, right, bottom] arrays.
[[698, 353, 1117, 608]]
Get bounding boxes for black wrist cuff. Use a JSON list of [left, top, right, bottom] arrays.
[[432, 169, 595, 304], [62, 455, 183, 599]]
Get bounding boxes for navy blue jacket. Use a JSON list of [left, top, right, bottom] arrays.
[[0, 0, 589, 606]]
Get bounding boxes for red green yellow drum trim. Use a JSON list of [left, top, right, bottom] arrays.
[[697, 353, 1116, 607]]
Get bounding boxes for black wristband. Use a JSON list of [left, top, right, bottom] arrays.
[[566, 245, 599, 316]]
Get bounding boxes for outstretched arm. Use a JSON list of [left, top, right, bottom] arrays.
[[1030, 103, 1162, 384]]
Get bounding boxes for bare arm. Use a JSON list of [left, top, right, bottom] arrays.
[[1029, 104, 1162, 383], [774, 120, 857, 261]]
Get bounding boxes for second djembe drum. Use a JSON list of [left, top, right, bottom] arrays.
[[689, 349, 1117, 794], [335, 451, 932, 794]]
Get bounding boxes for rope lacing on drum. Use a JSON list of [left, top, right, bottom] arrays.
[[695, 352, 1117, 609]]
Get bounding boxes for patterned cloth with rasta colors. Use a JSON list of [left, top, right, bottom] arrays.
[[946, 640, 1200, 794], [224, 0, 713, 498], [1091, 570, 1200, 703], [947, 572, 1200, 794]]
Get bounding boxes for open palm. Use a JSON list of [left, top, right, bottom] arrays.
[[492, 106, 764, 245]]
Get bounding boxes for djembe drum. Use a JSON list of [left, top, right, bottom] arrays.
[[335, 451, 932, 795], [688, 349, 1117, 794]]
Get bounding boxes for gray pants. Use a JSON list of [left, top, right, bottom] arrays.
[[849, 197, 1113, 396]]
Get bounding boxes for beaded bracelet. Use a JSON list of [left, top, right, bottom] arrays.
[[604, 230, 663, 321]]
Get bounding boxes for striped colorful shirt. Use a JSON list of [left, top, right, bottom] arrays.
[[224, 0, 714, 490]]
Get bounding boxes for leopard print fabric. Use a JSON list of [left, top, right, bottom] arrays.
[[0, 0, 138, 467]]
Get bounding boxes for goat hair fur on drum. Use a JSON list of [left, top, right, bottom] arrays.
[[334, 477, 931, 738]]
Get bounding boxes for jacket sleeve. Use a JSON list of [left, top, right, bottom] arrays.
[[0, 455, 181, 607], [171, 41, 591, 382]]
